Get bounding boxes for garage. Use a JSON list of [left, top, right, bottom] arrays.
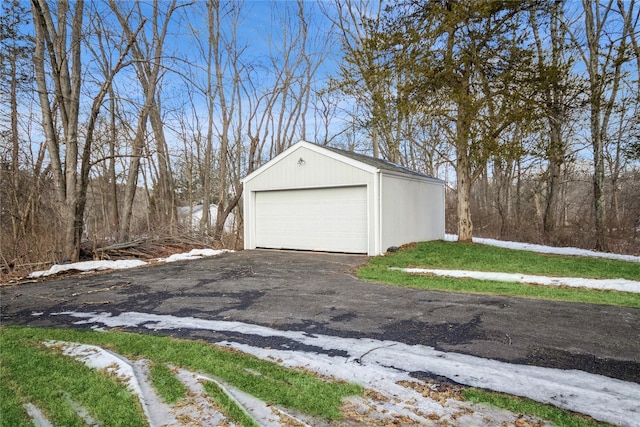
[[242, 141, 445, 256]]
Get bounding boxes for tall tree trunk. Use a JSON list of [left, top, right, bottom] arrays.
[[199, 0, 216, 235], [33, 0, 139, 257], [119, 107, 150, 241], [9, 49, 20, 239], [455, 99, 473, 242], [531, 2, 568, 238], [31, 0, 83, 261], [543, 126, 562, 236], [591, 116, 607, 250], [212, 0, 229, 241], [585, 0, 607, 250], [580, 0, 628, 251], [456, 152, 473, 242], [149, 103, 176, 229], [108, 89, 119, 235]]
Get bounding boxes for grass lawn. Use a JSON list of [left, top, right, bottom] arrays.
[[462, 388, 612, 427], [359, 241, 640, 308], [1, 325, 612, 427], [0, 326, 362, 427]]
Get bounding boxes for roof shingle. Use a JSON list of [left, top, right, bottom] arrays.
[[318, 143, 439, 180]]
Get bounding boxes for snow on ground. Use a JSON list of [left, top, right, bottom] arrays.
[[49, 310, 640, 427], [35, 334, 549, 427], [28, 260, 148, 278], [445, 234, 640, 263], [43, 341, 157, 422], [22, 403, 53, 427], [395, 267, 640, 294], [27, 249, 231, 278], [157, 248, 231, 263], [42, 341, 237, 426]]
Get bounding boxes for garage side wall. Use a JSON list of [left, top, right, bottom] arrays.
[[380, 174, 445, 251]]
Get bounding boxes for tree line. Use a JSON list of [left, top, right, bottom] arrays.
[[1, 0, 639, 272]]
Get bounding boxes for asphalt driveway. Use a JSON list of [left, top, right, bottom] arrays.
[[2, 249, 639, 383]]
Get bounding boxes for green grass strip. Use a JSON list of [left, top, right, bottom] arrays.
[[148, 362, 187, 404], [2, 326, 362, 420], [202, 380, 260, 427], [359, 241, 640, 308], [374, 241, 640, 280], [359, 267, 640, 307], [462, 388, 613, 427], [0, 331, 148, 427]]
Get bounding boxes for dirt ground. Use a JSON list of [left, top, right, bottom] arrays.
[[2, 249, 639, 384]]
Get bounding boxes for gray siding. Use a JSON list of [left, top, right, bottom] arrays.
[[380, 173, 445, 251]]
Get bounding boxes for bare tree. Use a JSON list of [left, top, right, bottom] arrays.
[[604, 92, 635, 230], [109, 0, 180, 240], [30, 0, 137, 261], [530, 1, 578, 237], [208, 0, 239, 241], [569, 0, 630, 251], [244, 0, 333, 164], [0, 0, 35, 243], [324, 0, 386, 159]]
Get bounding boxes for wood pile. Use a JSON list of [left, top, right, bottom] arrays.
[[88, 235, 216, 261]]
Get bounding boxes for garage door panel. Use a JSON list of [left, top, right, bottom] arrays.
[[255, 186, 367, 253]]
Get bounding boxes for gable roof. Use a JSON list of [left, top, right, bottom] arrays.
[[242, 140, 443, 184]]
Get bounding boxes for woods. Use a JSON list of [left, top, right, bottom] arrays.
[[1, 0, 639, 273]]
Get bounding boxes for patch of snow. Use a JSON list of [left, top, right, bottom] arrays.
[[44, 342, 150, 418], [27, 249, 232, 278], [66, 399, 100, 426], [52, 311, 640, 427], [28, 260, 148, 278], [192, 372, 279, 426], [158, 249, 232, 263], [445, 234, 640, 263], [395, 267, 640, 294], [23, 403, 53, 427], [226, 342, 548, 426], [45, 341, 226, 427], [172, 369, 242, 426]]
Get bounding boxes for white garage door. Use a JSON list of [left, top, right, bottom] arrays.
[[255, 186, 368, 253]]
